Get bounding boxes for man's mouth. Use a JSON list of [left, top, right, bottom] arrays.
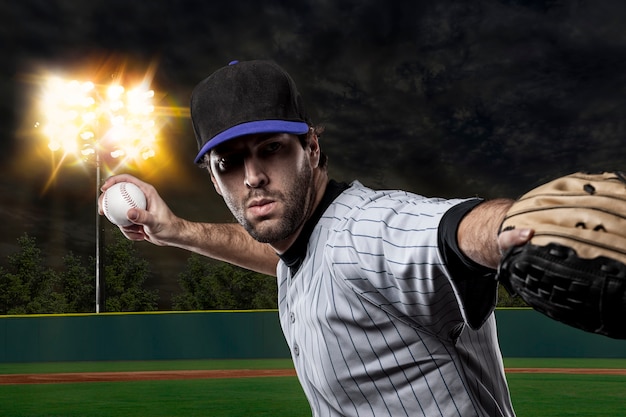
[[247, 198, 276, 217]]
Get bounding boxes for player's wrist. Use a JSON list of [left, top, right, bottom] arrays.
[[156, 217, 198, 249]]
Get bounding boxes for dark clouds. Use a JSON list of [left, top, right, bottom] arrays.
[[2, 0, 626, 306]]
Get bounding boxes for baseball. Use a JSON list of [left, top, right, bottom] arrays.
[[102, 182, 147, 227]]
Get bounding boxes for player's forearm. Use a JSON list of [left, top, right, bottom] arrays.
[[457, 198, 513, 269], [166, 220, 279, 276]]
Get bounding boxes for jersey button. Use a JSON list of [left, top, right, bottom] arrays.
[[293, 343, 300, 356], [290, 312, 296, 323]]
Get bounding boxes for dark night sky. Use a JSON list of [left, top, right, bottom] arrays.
[[2, 0, 626, 308]]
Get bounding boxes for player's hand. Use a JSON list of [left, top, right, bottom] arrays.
[[99, 174, 182, 246]]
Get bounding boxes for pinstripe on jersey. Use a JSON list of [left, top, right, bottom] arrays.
[[277, 181, 515, 417]]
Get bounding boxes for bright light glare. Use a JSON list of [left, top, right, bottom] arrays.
[[39, 75, 160, 170], [80, 131, 95, 140], [107, 84, 124, 99]]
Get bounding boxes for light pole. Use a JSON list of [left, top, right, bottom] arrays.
[[40, 77, 158, 313]]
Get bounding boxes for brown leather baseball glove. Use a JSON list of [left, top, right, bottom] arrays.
[[498, 171, 626, 339]]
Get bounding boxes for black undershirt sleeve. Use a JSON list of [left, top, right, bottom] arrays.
[[437, 199, 499, 330]]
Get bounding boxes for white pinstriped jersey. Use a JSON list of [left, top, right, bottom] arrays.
[[277, 181, 514, 417]]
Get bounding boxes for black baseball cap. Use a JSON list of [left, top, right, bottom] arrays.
[[191, 60, 310, 163]]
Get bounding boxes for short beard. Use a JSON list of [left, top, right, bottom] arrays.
[[229, 163, 313, 244]]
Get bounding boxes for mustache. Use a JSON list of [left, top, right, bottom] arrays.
[[245, 189, 283, 202]]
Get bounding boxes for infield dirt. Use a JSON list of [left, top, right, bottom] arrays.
[[0, 368, 624, 385]]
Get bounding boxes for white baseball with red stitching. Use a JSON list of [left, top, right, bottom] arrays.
[[102, 182, 147, 226]]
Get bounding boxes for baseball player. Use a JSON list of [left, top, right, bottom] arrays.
[[101, 60, 532, 416]]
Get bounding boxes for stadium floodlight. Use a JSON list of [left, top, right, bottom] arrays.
[[40, 76, 159, 313]]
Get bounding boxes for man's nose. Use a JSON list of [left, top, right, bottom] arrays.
[[243, 157, 268, 188]]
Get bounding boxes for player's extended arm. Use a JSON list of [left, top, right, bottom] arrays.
[[457, 198, 533, 269], [99, 174, 279, 276]]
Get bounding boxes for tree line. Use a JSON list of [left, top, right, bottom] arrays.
[[0, 232, 279, 315], [0, 232, 525, 315]]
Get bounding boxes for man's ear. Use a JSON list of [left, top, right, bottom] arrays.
[[308, 131, 321, 168]]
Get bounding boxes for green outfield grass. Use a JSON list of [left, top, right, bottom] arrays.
[[507, 373, 626, 417], [0, 376, 310, 417], [0, 358, 624, 417], [503, 357, 626, 369], [0, 358, 296, 374]]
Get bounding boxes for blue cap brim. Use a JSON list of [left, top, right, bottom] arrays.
[[194, 120, 309, 163]]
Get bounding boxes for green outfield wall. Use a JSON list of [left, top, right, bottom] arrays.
[[0, 310, 290, 363], [0, 309, 624, 363], [496, 308, 626, 358]]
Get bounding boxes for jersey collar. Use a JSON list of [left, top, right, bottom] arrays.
[[279, 179, 350, 275]]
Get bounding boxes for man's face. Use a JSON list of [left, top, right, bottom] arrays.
[[209, 133, 314, 247]]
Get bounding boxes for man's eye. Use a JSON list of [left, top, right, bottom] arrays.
[[218, 157, 235, 170], [264, 142, 281, 153]]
